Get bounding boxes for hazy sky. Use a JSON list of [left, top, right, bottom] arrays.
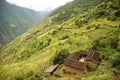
[[6, 0, 73, 11]]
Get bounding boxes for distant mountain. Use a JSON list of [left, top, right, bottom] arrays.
[[0, 0, 120, 80], [0, 0, 49, 49]]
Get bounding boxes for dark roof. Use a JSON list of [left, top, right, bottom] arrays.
[[86, 51, 100, 63], [68, 50, 88, 60], [64, 50, 100, 70]]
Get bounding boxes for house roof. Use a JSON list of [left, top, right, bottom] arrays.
[[64, 58, 87, 70], [68, 50, 88, 60], [64, 50, 100, 70], [86, 51, 100, 63], [44, 64, 59, 73]]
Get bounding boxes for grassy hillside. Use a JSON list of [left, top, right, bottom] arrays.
[[0, 0, 48, 49], [49, 0, 103, 24], [0, 0, 120, 80]]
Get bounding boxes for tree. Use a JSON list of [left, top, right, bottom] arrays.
[[53, 49, 70, 64]]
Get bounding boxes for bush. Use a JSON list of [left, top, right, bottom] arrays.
[[95, 10, 108, 18], [107, 15, 116, 21], [86, 24, 97, 30], [53, 49, 70, 64], [12, 76, 24, 80], [33, 73, 45, 80], [0, 66, 8, 80], [60, 35, 69, 40], [110, 51, 120, 75], [54, 71, 62, 78], [92, 35, 119, 50], [114, 10, 120, 17], [26, 71, 34, 78], [75, 20, 83, 27], [110, 52, 120, 67], [111, 58, 120, 67], [75, 19, 87, 28], [109, 0, 120, 9], [51, 30, 57, 35], [112, 68, 120, 74]]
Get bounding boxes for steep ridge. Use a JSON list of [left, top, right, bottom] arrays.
[[0, 0, 120, 80], [0, 0, 48, 49]]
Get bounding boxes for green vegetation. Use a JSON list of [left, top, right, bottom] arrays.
[[52, 49, 70, 64], [0, 0, 48, 49], [50, 0, 103, 24], [0, 0, 120, 80]]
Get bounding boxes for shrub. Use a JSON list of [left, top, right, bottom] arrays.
[[53, 49, 70, 64], [112, 68, 120, 74], [12, 76, 24, 80], [51, 30, 57, 35], [109, 0, 120, 9], [33, 73, 45, 80], [110, 52, 120, 67], [96, 10, 105, 17], [75, 19, 87, 28], [114, 10, 120, 17], [107, 15, 116, 21], [86, 24, 96, 30], [75, 20, 83, 27], [60, 35, 69, 40], [26, 71, 34, 78], [91, 40, 99, 50], [99, 4, 107, 9], [110, 51, 120, 75], [111, 58, 120, 67], [92, 35, 119, 50], [95, 10, 108, 18], [54, 71, 62, 78], [0, 66, 8, 80]]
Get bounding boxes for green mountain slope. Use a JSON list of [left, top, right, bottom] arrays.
[[0, 0, 120, 80], [0, 0, 48, 49], [49, 0, 103, 24]]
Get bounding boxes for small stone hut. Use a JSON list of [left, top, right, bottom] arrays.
[[64, 50, 100, 74], [44, 64, 59, 75]]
